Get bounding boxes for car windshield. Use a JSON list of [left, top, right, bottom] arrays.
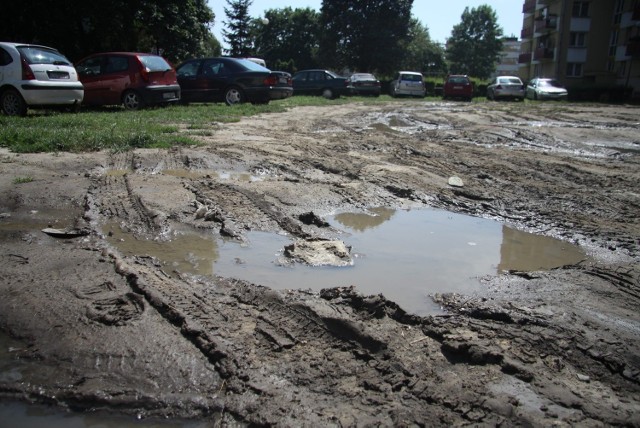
[[539, 79, 563, 88], [138, 55, 172, 72], [17, 46, 70, 66], [235, 59, 270, 72]]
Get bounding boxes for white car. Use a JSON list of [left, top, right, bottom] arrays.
[[525, 78, 568, 101], [486, 76, 525, 101], [390, 71, 425, 98], [0, 42, 84, 116]]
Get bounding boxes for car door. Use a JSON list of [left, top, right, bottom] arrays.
[[76, 55, 130, 106], [200, 59, 230, 101], [178, 59, 229, 102], [176, 60, 202, 102], [76, 55, 108, 105], [292, 71, 311, 94]]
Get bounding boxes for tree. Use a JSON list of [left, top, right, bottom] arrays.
[[0, 0, 214, 63], [223, 0, 253, 57], [401, 18, 447, 76], [319, 0, 414, 74], [446, 5, 503, 79], [139, 0, 215, 62], [252, 7, 321, 72]]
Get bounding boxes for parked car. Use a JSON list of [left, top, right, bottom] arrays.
[[75, 52, 180, 110], [291, 69, 349, 99], [443, 74, 473, 101], [0, 42, 84, 116], [525, 78, 568, 101], [389, 71, 425, 98], [486, 76, 525, 101], [176, 57, 292, 106], [347, 73, 381, 97]]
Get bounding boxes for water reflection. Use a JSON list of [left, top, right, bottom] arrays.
[[333, 207, 395, 231], [498, 225, 584, 271], [104, 223, 217, 277]]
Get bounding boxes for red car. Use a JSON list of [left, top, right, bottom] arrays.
[[443, 75, 473, 101], [75, 52, 180, 109]]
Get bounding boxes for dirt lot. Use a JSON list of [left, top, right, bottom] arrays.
[[0, 100, 639, 426]]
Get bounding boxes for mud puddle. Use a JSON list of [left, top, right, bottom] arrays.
[[106, 208, 586, 316]]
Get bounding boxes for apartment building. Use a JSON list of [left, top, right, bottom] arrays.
[[519, 0, 640, 99], [494, 37, 522, 77]]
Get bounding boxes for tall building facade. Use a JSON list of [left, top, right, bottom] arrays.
[[519, 0, 640, 98], [494, 37, 522, 77]]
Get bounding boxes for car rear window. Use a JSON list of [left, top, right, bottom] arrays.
[[448, 76, 469, 84], [236, 59, 270, 72], [138, 55, 172, 72], [401, 74, 422, 82], [17, 46, 71, 66], [352, 74, 375, 80], [499, 77, 522, 84]]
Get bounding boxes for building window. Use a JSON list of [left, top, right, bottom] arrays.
[[609, 30, 619, 56], [570, 32, 587, 47], [567, 62, 584, 77], [619, 61, 627, 78], [613, 0, 624, 24], [572, 1, 590, 18]]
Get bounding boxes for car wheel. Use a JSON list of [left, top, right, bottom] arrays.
[[534, 92, 538, 101], [122, 90, 144, 110], [322, 88, 334, 99], [1, 88, 28, 116], [225, 86, 245, 105]]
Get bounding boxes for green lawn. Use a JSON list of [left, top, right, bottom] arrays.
[[0, 95, 443, 153]]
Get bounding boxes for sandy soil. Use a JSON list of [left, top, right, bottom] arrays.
[[0, 100, 639, 426]]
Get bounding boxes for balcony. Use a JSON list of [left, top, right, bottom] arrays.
[[534, 47, 555, 60], [519, 52, 532, 63], [627, 38, 640, 57], [534, 15, 558, 32], [521, 27, 533, 39], [523, 0, 536, 14]]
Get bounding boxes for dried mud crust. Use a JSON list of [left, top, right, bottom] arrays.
[[0, 101, 639, 426]]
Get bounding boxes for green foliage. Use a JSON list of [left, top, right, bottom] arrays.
[[223, 0, 254, 57], [253, 7, 321, 72], [400, 18, 447, 76], [446, 5, 503, 80], [0, 0, 214, 63], [13, 177, 34, 184], [319, 0, 414, 74]]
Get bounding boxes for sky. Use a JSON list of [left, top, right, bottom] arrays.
[[208, 1, 523, 47]]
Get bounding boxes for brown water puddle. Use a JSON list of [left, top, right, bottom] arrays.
[[104, 208, 587, 316]]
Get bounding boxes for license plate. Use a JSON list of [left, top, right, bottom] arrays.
[[454, 86, 462, 90], [279, 77, 288, 83], [163, 92, 175, 99], [48, 71, 69, 79]]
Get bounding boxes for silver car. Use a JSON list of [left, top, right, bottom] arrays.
[[390, 71, 425, 98], [525, 78, 568, 101], [0, 42, 84, 116], [486, 76, 525, 101]]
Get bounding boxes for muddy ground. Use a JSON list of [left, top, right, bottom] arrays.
[[0, 100, 639, 426]]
